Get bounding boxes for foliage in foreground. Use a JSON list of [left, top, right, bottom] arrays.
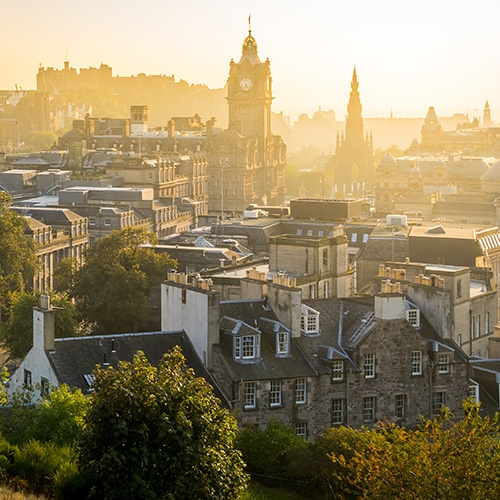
[[0, 292, 80, 361], [78, 347, 248, 500]]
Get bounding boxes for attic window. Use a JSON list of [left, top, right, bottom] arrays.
[[406, 308, 420, 328], [234, 335, 261, 361], [276, 331, 290, 356], [301, 304, 320, 335]]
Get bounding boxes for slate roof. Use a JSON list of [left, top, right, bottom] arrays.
[[217, 299, 316, 380], [11, 207, 84, 224], [47, 330, 221, 399]]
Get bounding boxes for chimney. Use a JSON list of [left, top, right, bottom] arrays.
[[374, 293, 405, 320], [33, 294, 55, 352]]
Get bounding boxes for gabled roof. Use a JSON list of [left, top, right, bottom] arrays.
[[47, 331, 215, 396]]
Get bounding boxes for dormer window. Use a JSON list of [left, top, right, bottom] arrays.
[[301, 305, 320, 335], [405, 301, 421, 328], [276, 331, 290, 356], [234, 334, 261, 361]]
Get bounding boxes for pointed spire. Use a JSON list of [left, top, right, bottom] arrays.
[[351, 66, 359, 92]]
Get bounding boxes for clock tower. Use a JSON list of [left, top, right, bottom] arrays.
[[226, 27, 273, 154], [207, 24, 286, 213]]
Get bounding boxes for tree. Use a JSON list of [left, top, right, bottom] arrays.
[[79, 348, 248, 500], [67, 227, 176, 334], [0, 291, 80, 361], [0, 193, 39, 318]]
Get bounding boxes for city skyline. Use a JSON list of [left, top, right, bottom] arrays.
[[3, 0, 499, 121]]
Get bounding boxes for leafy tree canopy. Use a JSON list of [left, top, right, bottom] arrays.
[[79, 347, 248, 500], [0, 291, 80, 361], [66, 227, 176, 335], [0, 193, 39, 315]]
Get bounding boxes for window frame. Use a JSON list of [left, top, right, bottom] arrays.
[[276, 331, 289, 356], [363, 396, 376, 423], [364, 353, 375, 379], [437, 353, 450, 374], [411, 350, 423, 375], [269, 380, 282, 407], [432, 391, 445, 417], [395, 394, 407, 420], [295, 422, 308, 439], [234, 335, 261, 361], [332, 398, 345, 425], [295, 378, 307, 405], [244, 382, 257, 409], [331, 360, 344, 381]]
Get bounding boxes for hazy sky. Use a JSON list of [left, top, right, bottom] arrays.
[[3, 0, 499, 121]]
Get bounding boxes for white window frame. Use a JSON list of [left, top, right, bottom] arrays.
[[295, 422, 308, 439], [295, 378, 307, 404], [432, 391, 445, 417], [332, 398, 345, 425], [411, 350, 422, 375], [244, 382, 256, 409], [331, 360, 344, 381], [485, 312, 490, 335], [276, 331, 289, 356], [234, 335, 260, 361], [437, 353, 450, 374], [363, 396, 376, 423], [406, 309, 420, 328], [301, 306, 320, 335], [395, 394, 407, 420], [364, 353, 375, 379], [270, 380, 282, 407], [468, 380, 479, 403]]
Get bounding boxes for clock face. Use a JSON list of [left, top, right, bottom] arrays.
[[239, 78, 253, 91]]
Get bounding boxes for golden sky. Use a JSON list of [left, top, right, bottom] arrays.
[[3, 0, 498, 120]]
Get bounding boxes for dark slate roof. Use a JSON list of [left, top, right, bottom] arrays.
[[47, 330, 220, 399], [217, 299, 316, 380], [11, 207, 84, 224]]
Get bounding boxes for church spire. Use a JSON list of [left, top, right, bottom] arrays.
[[345, 66, 364, 146]]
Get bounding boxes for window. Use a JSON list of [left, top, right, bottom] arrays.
[[276, 331, 289, 355], [270, 380, 282, 407], [364, 353, 375, 378], [363, 396, 376, 423], [331, 360, 344, 381], [234, 335, 260, 360], [406, 309, 420, 328], [24, 369, 32, 386], [332, 398, 345, 425], [301, 306, 320, 335], [88, 217, 96, 226], [244, 382, 256, 409], [295, 378, 307, 404], [104, 218, 111, 227], [323, 281, 329, 299], [307, 230, 313, 236], [181, 288, 186, 304], [485, 312, 490, 335], [432, 392, 445, 417], [475, 315, 481, 338], [411, 351, 422, 375], [395, 394, 407, 420], [351, 233, 358, 243], [438, 353, 450, 374], [323, 248, 328, 266], [296, 229, 302, 236], [295, 422, 308, 439], [457, 334, 462, 347], [309, 284, 316, 299], [468, 381, 479, 403], [362, 233, 369, 243], [457, 279, 462, 297], [41, 377, 50, 396]]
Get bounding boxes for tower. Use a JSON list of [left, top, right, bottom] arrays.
[[483, 101, 492, 128], [207, 22, 286, 213], [226, 25, 273, 159], [420, 106, 442, 152], [334, 67, 374, 195]]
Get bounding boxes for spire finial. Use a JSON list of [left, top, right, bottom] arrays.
[[248, 14, 251, 33]]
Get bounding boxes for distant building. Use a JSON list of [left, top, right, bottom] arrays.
[[206, 28, 286, 212]]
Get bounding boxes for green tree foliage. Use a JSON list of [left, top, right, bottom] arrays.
[[79, 348, 248, 500], [0, 194, 39, 317], [67, 227, 176, 334], [237, 420, 303, 477], [283, 401, 500, 499], [0, 291, 80, 361]]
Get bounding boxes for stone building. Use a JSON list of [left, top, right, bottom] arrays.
[[207, 28, 287, 212], [161, 273, 471, 435]]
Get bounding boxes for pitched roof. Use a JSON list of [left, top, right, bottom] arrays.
[[47, 330, 217, 397]]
